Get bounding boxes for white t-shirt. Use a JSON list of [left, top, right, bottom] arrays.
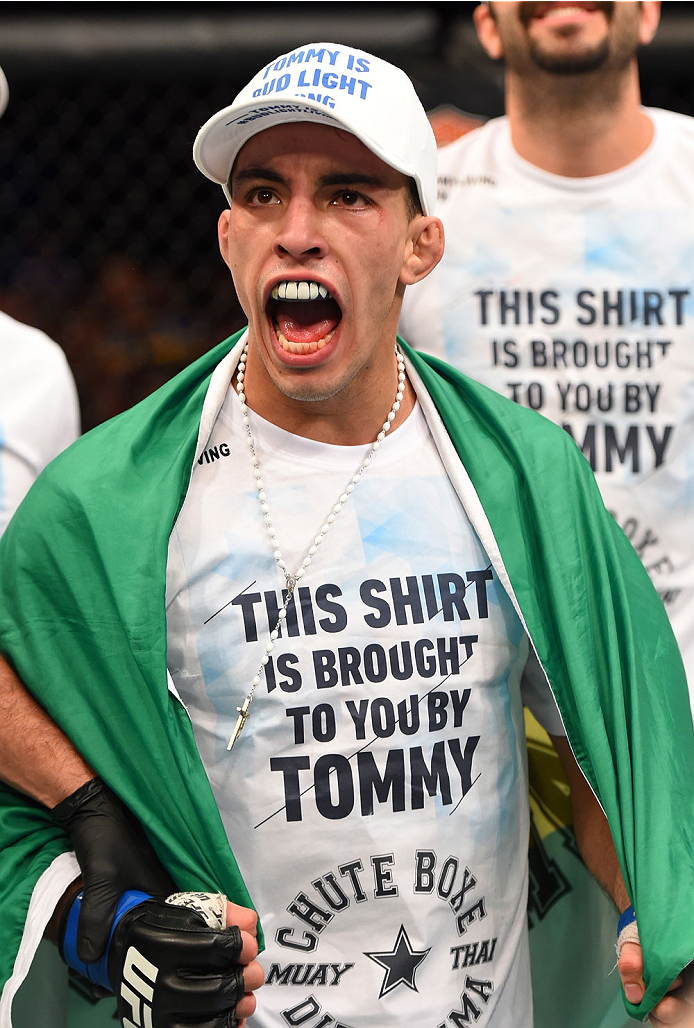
[[400, 108, 694, 695], [0, 311, 80, 536], [166, 383, 564, 1028]]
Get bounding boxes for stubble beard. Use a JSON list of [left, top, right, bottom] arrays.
[[526, 35, 611, 76], [257, 337, 362, 408], [504, 1, 639, 79], [272, 373, 353, 406]]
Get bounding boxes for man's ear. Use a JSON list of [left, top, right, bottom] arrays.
[[638, 1, 660, 46], [473, 3, 503, 60], [218, 209, 232, 269], [399, 216, 445, 286]]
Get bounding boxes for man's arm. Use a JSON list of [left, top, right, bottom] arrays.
[[0, 651, 170, 954], [0, 651, 94, 805], [0, 652, 264, 1022], [550, 734, 629, 910], [551, 734, 691, 1025]]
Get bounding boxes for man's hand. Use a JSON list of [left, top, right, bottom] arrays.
[[51, 777, 176, 962], [226, 900, 263, 1026], [108, 896, 263, 1028], [552, 735, 694, 1025], [619, 942, 692, 1025]]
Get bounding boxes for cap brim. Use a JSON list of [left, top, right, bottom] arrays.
[[193, 96, 429, 214], [0, 67, 9, 119]]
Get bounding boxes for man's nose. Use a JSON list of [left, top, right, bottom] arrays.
[[272, 198, 329, 260]]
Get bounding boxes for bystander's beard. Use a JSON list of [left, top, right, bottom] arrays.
[[501, 1, 640, 77]]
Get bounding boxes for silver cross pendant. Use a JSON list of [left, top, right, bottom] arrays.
[[227, 695, 252, 751]]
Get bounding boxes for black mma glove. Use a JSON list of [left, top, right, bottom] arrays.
[[108, 899, 245, 1028], [61, 891, 246, 1027], [51, 776, 176, 963]]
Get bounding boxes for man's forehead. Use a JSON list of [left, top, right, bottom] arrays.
[[232, 122, 404, 184]]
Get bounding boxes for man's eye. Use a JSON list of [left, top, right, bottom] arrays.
[[250, 188, 279, 205], [332, 191, 368, 208]]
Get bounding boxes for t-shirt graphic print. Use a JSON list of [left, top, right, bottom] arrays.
[[166, 388, 555, 1028], [400, 108, 694, 701]]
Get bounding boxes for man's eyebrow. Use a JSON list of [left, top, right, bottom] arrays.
[[231, 166, 287, 188], [229, 167, 391, 194], [318, 172, 388, 189]]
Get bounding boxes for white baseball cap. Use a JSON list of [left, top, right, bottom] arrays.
[[0, 66, 8, 119], [193, 42, 436, 215]]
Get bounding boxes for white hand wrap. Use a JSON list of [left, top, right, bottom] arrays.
[[166, 890, 228, 930], [616, 906, 640, 958]]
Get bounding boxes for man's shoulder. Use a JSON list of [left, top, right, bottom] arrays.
[[408, 347, 584, 456], [32, 332, 241, 498], [0, 310, 72, 375], [0, 311, 79, 450], [437, 116, 506, 161], [648, 106, 694, 150], [435, 117, 507, 190], [0, 309, 52, 345]]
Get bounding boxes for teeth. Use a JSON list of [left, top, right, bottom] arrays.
[[271, 280, 332, 302], [276, 328, 335, 355], [542, 4, 590, 13]]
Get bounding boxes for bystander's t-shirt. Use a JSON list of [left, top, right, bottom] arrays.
[[400, 107, 694, 697], [0, 311, 80, 536], [166, 385, 564, 1028]]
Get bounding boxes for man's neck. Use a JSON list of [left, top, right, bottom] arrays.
[[248, 381, 417, 446], [235, 337, 417, 446], [505, 62, 653, 178]]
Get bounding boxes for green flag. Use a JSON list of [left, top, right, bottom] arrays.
[[0, 331, 691, 1023]]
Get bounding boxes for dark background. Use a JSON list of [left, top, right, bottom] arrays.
[[1, 2, 693, 429]]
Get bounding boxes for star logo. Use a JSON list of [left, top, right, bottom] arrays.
[[364, 924, 431, 998]]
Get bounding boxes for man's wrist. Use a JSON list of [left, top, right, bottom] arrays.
[[61, 888, 152, 990], [618, 905, 636, 933], [50, 776, 104, 821], [44, 876, 83, 946], [617, 905, 640, 957], [47, 772, 97, 809]]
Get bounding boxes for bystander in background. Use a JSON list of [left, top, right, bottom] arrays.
[[400, 4, 693, 1026]]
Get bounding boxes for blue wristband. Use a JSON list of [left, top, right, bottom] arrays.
[[62, 889, 151, 991], [618, 904, 636, 936]]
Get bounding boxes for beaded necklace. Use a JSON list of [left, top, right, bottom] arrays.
[[227, 339, 406, 750]]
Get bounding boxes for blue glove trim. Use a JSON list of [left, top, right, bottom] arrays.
[[62, 889, 151, 991], [618, 904, 636, 936]]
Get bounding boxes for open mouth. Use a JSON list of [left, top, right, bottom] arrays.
[[268, 280, 343, 356], [527, 2, 604, 21]]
